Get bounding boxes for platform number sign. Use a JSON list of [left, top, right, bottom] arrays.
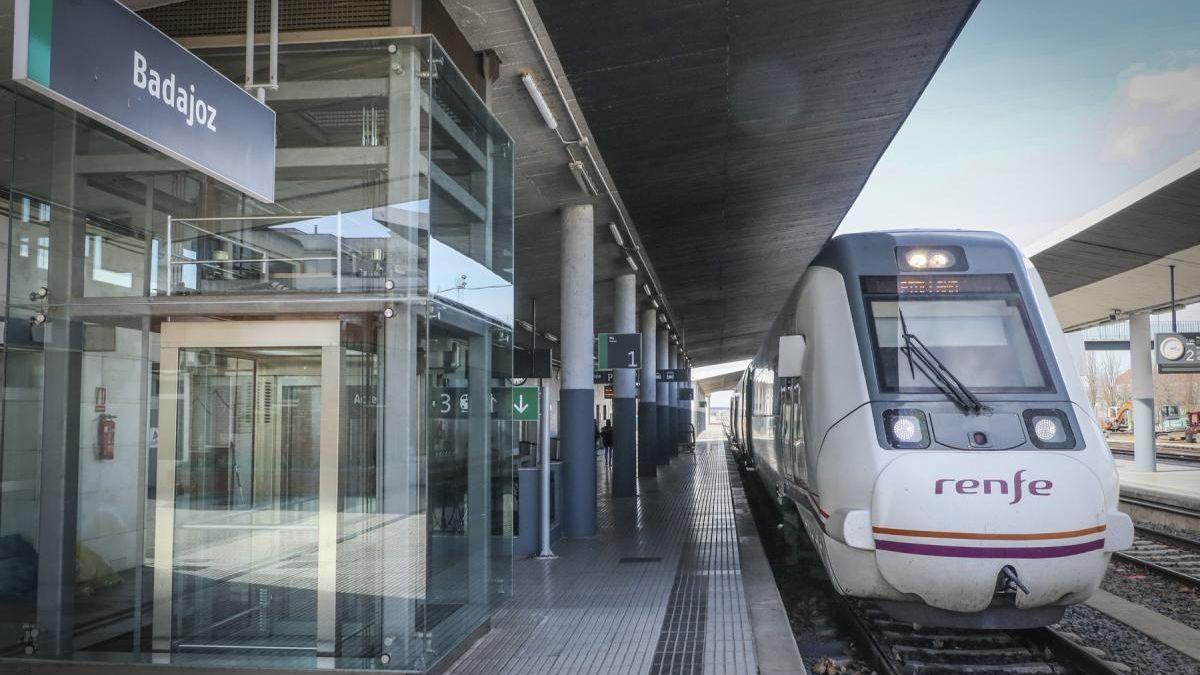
[[512, 386, 539, 421], [1156, 333, 1200, 373], [596, 333, 641, 369]]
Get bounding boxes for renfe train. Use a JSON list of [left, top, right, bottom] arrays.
[[729, 231, 1133, 629]]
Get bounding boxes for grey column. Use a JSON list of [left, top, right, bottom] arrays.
[[638, 308, 658, 477], [1130, 313, 1157, 471], [656, 327, 670, 465], [612, 274, 637, 497], [560, 204, 596, 537]]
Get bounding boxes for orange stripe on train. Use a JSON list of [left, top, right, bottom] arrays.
[[871, 524, 1106, 541]]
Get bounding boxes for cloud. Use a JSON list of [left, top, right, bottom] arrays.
[[1103, 64, 1200, 163]]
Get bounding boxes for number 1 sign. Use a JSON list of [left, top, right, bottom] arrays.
[[596, 333, 641, 369]]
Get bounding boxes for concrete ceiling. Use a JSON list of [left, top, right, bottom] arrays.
[[1030, 150, 1200, 330], [524, 0, 978, 364], [2, 0, 978, 366]]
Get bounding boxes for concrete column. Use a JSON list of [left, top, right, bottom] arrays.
[[560, 204, 596, 536], [638, 308, 658, 478], [657, 327, 670, 466], [612, 274, 637, 497], [1130, 313, 1157, 471]]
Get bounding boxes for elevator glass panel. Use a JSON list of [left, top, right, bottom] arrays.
[[170, 346, 323, 655]]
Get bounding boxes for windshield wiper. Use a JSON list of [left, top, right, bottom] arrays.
[[898, 308, 985, 414]]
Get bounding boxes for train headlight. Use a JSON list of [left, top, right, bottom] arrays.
[[882, 409, 930, 449], [897, 246, 965, 271], [905, 250, 929, 269], [1023, 409, 1076, 449]]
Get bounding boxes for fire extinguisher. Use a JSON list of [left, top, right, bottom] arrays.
[[97, 414, 117, 460]]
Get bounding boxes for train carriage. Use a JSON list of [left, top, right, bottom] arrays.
[[730, 230, 1133, 629]]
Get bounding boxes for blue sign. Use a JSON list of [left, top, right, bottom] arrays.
[[13, 0, 276, 202]]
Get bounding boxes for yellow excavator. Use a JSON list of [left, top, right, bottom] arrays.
[[1102, 402, 1132, 432]]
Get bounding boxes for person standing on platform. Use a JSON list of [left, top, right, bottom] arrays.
[[600, 419, 614, 466]]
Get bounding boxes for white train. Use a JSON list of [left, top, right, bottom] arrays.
[[730, 231, 1133, 628]]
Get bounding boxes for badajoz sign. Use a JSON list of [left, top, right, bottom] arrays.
[[12, 0, 276, 202]]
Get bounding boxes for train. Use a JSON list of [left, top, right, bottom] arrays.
[[728, 230, 1133, 629]]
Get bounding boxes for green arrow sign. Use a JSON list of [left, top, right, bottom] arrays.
[[512, 386, 539, 421]]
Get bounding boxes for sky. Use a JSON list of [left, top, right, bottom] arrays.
[[705, 2, 1200, 397], [836, 0, 1200, 247]]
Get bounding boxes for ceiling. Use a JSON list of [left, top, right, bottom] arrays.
[[523, 0, 978, 364], [2, 0, 979, 366], [1030, 150, 1200, 330]]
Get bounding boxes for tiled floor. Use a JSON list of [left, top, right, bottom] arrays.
[[445, 440, 757, 675]]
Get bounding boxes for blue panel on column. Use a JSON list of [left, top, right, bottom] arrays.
[[612, 397, 636, 497], [561, 388, 596, 537], [638, 401, 657, 477], [656, 404, 670, 466]]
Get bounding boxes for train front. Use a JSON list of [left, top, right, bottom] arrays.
[[818, 231, 1133, 628]]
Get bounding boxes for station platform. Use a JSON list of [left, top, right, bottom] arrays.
[[1116, 458, 1200, 505], [446, 440, 803, 675]]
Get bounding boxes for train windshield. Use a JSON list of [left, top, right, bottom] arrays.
[[862, 274, 1052, 394]]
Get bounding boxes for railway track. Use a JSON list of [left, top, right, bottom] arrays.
[[1114, 527, 1200, 588], [838, 599, 1125, 674], [1107, 444, 1200, 465]]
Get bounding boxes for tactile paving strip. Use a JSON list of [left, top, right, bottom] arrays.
[[445, 441, 756, 675]]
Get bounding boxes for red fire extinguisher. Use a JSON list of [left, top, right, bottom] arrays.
[[97, 414, 116, 460]]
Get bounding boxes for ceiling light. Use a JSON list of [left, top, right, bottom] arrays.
[[643, 283, 652, 297], [608, 222, 625, 248], [650, 298, 659, 309], [624, 254, 638, 272], [544, 333, 559, 343], [521, 72, 558, 130]]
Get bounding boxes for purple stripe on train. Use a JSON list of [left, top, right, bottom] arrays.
[[875, 538, 1105, 559]]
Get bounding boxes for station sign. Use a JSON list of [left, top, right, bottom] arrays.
[[1155, 333, 1200, 373], [596, 333, 641, 369], [678, 388, 694, 400], [515, 347, 553, 378], [12, 0, 276, 202], [511, 386, 539, 421], [430, 387, 510, 418], [656, 369, 690, 382], [595, 369, 643, 385]]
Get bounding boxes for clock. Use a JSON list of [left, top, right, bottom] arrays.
[[1159, 335, 1186, 361]]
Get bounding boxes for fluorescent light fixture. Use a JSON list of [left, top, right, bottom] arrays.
[[642, 283, 653, 296], [624, 254, 638, 272], [608, 222, 625, 248], [517, 320, 534, 332], [521, 72, 558, 130], [650, 298, 659, 309], [544, 333, 559, 343], [568, 160, 597, 195]]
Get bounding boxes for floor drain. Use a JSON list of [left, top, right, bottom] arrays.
[[618, 556, 662, 563]]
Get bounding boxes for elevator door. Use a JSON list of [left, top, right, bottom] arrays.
[[153, 321, 342, 661]]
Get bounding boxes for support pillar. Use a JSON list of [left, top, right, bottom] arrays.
[[1130, 313, 1157, 471], [560, 204, 596, 536], [612, 274, 637, 497], [638, 308, 658, 478], [656, 327, 670, 466]]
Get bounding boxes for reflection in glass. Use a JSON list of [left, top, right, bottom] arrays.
[[170, 347, 322, 655], [0, 34, 513, 673]]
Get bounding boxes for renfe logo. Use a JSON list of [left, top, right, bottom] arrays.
[[934, 469, 1052, 505], [132, 51, 217, 132]]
